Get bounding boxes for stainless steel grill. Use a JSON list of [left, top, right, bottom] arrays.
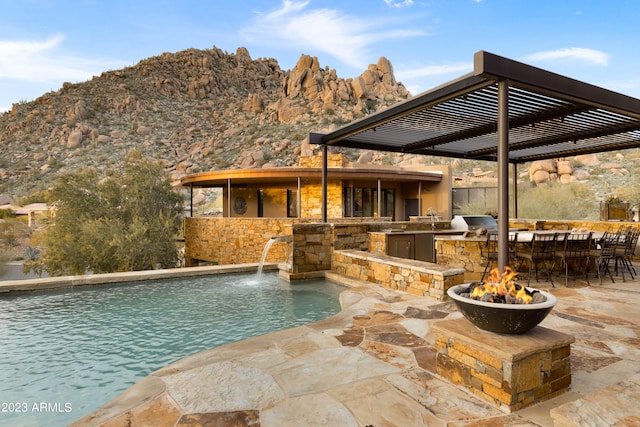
[[450, 215, 498, 233]]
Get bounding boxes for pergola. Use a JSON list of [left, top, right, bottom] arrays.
[[310, 51, 640, 271]]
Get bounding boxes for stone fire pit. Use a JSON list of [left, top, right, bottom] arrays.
[[447, 283, 557, 334]]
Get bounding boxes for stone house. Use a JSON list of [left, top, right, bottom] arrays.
[[180, 154, 452, 269]]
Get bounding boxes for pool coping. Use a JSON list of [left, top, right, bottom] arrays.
[[0, 263, 280, 293]]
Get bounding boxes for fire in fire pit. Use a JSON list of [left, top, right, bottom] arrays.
[[466, 267, 547, 305], [447, 267, 557, 334]]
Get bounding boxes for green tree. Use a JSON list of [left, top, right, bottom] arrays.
[[26, 151, 183, 276]]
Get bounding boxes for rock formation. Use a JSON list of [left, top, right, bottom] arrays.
[[528, 158, 591, 186], [0, 46, 410, 197]]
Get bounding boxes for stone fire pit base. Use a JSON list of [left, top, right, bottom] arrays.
[[433, 318, 575, 413]]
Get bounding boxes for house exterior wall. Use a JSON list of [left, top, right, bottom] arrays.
[[300, 180, 343, 218], [419, 164, 452, 220], [183, 154, 454, 271]]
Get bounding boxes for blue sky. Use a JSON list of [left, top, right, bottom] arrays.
[[1, 0, 639, 112]]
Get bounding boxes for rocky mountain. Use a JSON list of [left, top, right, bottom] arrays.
[[0, 46, 410, 200], [2, 44, 639, 212]]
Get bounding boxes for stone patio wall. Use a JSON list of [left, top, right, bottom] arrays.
[[184, 217, 305, 266], [435, 236, 486, 281], [331, 249, 465, 300]]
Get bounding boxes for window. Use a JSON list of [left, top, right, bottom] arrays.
[[382, 188, 395, 219], [257, 189, 264, 217], [343, 186, 394, 219]]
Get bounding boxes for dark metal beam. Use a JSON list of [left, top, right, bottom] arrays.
[[189, 184, 193, 217], [475, 51, 640, 119], [511, 138, 640, 163], [498, 79, 509, 272], [322, 144, 328, 222]]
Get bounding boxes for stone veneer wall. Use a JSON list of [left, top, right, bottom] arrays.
[[300, 180, 343, 219], [332, 249, 465, 300], [299, 153, 349, 168], [435, 236, 486, 281], [290, 223, 332, 275], [433, 319, 574, 412], [184, 217, 310, 266], [298, 154, 348, 219], [184, 216, 394, 273], [288, 219, 393, 277]]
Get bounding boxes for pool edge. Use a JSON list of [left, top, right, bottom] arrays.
[[0, 263, 280, 293]]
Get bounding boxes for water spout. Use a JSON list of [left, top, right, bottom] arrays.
[[257, 238, 276, 279], [427, 207, 439, 230]]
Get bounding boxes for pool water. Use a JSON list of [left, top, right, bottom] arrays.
[[0, 273, 344, 427]]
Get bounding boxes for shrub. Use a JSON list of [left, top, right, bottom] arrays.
[[517, 183, 597, 220], [24, 150, 183, 276]]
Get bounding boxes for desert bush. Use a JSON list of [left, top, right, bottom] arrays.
[[0, 208, 15, 219], [517, 183, 597, 220], [24, 150, 183, 276]]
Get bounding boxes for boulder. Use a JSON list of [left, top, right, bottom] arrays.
[[531, 169, 550, 185], [66, 100, 87, 122], [0, 194, 13, 205], [572, 168, 590, 180], [600, 162, 621, 170], [575, 153, 600, 166], [377, 56, 396, 86], [557, 160, 573, 175], [357, 151, 374, 164], [244, 93, 264, 112], [251, 150, 265, 162], [530, 159, 557, 173], [351, 76, 368, 99], [67, 130, 83, 148], [559, 174, 577, 184]]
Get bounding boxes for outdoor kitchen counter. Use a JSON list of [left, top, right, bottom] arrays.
[[434, 230, 603, 280], [370, 229, 464, 263], [434, 234, 490, 280]]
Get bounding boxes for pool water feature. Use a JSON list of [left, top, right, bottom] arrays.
[[0, 273, 344, 427]]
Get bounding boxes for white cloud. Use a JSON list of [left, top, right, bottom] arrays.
[[522, 48, 609, 66], [0, 34, 122, 84], [384, 0, 414, 7], [240, 0, 424, 69]]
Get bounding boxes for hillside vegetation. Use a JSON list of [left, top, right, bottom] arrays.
[[1, 45, 639, 220]]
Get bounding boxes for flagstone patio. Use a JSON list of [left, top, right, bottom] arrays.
[[69, 265, 640, 427]]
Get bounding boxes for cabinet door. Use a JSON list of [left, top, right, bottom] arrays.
[[415, 233, 435, 262], [388, 235, 414, 259]]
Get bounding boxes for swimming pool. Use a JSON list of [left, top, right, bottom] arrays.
[[0, 273, 344, 427]]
